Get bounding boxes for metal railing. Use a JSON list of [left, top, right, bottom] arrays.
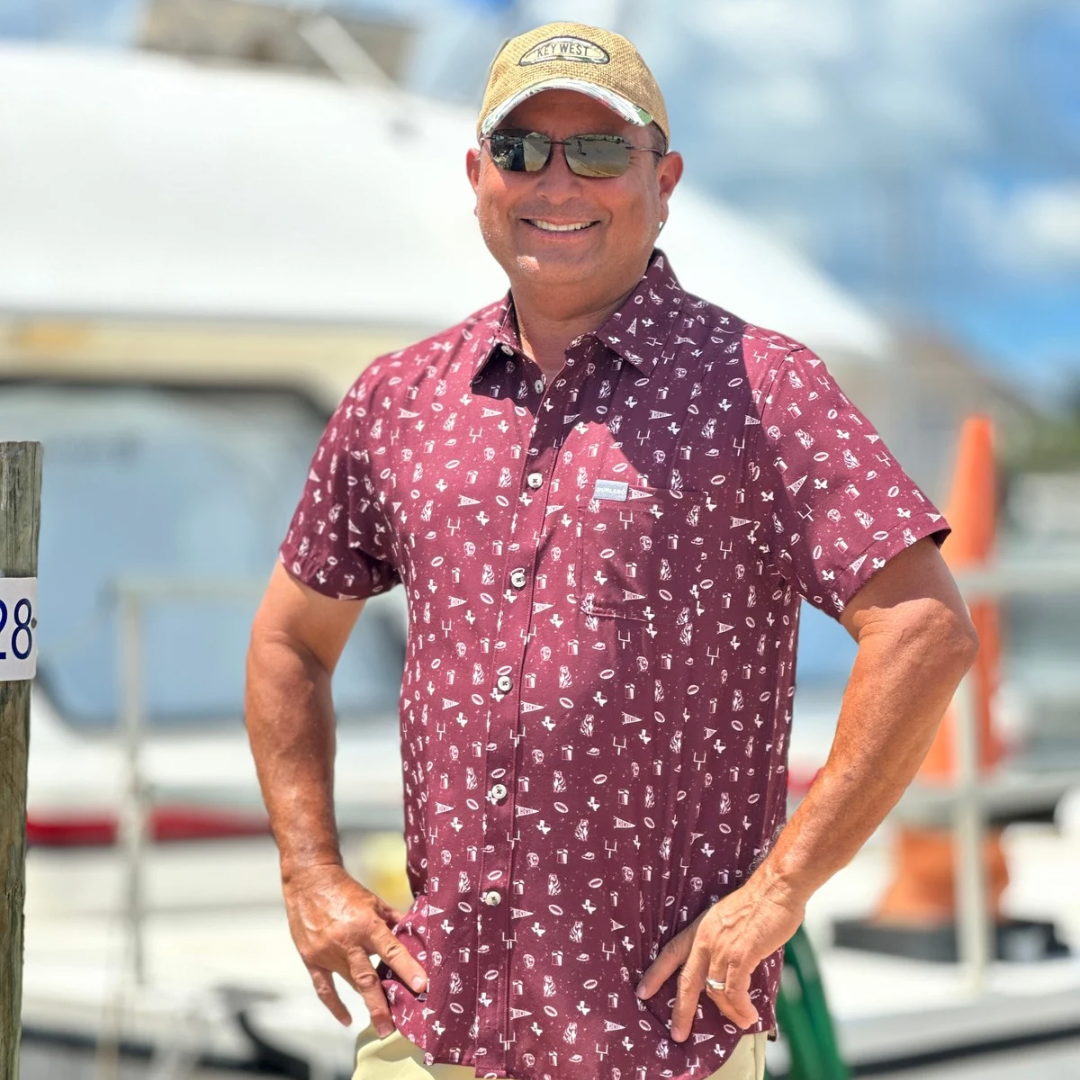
[[114, 577, 270, 986], [111, 575, 407, 987], [100, 558, 1080, 1069], [107, 576, 361, 1080], [950, 558, 1080, 992]]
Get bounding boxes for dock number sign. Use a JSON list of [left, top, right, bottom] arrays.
[[0, 577, 37, 681]]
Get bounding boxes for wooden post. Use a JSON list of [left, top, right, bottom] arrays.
[[0, 442, 42, 1079]]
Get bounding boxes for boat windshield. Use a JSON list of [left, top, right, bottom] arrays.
[[0, 384, 404, 729]]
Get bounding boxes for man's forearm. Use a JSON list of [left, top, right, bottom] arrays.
[[752, 604, 978, 906], [245, 631, 343, 881]]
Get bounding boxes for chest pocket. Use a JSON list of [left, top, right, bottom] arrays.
[[576, 486, 708, 625]]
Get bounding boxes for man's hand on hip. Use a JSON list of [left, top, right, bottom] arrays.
[[634, 874, 804, 1040], [282, 863, 427, 1033]]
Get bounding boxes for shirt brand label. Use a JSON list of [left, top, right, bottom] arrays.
[[519, 36, 611, 66], [592, 479, 629, 502]]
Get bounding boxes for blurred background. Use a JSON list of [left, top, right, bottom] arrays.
[[2, 0, 1080, 1077]]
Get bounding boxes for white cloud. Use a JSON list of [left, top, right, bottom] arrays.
[[687, 0, 856, 63], [1008, 184, 1080, 269], [949, 176, 1080, 274], [619, 0, 1074, 182]]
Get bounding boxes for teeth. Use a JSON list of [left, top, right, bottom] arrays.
[[529, 220, 594, 232]]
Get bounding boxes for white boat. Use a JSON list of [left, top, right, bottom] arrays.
[[0, 37, 884, 891]]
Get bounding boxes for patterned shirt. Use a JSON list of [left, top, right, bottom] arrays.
[[279, 251, 950, 1080]]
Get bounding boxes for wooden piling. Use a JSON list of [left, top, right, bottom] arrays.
[[0, 441, 43, 1079]]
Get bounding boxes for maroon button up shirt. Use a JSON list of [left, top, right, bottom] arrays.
[[279, 251, 950, 1080]]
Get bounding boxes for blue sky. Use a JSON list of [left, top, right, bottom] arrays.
[[4, 0, 1079, 398]]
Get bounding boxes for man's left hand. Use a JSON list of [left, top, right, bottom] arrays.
[[634, 873, 805, 1041]]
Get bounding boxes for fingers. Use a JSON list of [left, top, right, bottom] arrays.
[[308, 965, 352, 1027], [286, 873, 422, 1036], [634, 926, 692, 1002], [669, 942, 709, 1042], [705, 958, 760, 1030], [384, 905, 409, 927], [368, 920, 429, 994], [708, 963, 760, 1028], [636, 913, 762, 1043], [346, 950, 396, 1037]]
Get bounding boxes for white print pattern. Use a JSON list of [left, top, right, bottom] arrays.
[[281, 251, 950, 1080]]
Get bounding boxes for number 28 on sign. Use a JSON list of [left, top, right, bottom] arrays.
[[0, 577, 37, 682]]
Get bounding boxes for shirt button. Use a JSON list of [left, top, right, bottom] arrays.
[[500, 344, 514, 355], [526, 472, 543, 489], [490, 783, 508, 802], [496, 674, 513, 693], [510, 568, 527, 589], [483, 890, 502, 906]]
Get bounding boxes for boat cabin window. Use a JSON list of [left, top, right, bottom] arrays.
[[0, 384, 405, 730]]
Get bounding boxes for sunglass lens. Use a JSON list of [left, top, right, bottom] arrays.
[[521, 132, 551, 172], [489, 132, 551, 172], [565, 135, 632, 178], [488, 133, 523, 171]]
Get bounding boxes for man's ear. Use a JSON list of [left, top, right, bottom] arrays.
[[657, 150, 684, 220], [466, 147, 482, 195]]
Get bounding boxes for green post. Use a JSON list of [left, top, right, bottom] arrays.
[[771, 925, 849, 1080]]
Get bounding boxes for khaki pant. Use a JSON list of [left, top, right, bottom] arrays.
[[353, 1023, 768, 1080]]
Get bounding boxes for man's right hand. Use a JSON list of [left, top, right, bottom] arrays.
[[247, 568, 424, 1030], [282, 863, 428, 1033]]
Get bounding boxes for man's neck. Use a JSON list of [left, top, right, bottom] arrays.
[[511, 274, 643, 381]]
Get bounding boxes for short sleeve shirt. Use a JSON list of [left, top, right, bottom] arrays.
[[279, 251, 950, 1080]]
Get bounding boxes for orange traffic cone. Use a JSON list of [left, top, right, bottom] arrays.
[[874, 415, 1009, 926]]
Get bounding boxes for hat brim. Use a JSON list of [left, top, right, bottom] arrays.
[[479, 77, 653, 137]]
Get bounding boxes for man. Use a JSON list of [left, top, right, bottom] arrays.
[[245, 21, 978, 1080]]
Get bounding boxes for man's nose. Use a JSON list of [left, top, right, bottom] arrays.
[[532, 143, 584, 199]]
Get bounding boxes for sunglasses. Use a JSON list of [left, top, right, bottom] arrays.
[[484, 129, 663, 179]]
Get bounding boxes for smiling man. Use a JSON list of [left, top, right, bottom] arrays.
[[245, 21, 978, 1080]]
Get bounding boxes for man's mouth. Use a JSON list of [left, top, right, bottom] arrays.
[[522, 219, 599, 233]]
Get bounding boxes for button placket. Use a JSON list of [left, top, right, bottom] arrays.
[[471, 357, 587, 1075]]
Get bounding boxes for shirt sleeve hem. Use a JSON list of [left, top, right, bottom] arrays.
[[831, 517, 952, 613], [277, 546, 397, 601]]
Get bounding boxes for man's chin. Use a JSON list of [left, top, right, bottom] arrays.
[[512, 251, 598, 285]]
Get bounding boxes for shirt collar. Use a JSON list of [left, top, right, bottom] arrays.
[[469, 248, 685, 385]]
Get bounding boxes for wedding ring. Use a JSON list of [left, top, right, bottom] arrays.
[[705, 977, 726, 992]]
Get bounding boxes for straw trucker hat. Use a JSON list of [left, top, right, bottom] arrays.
[[477, 22, 669, 144]]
